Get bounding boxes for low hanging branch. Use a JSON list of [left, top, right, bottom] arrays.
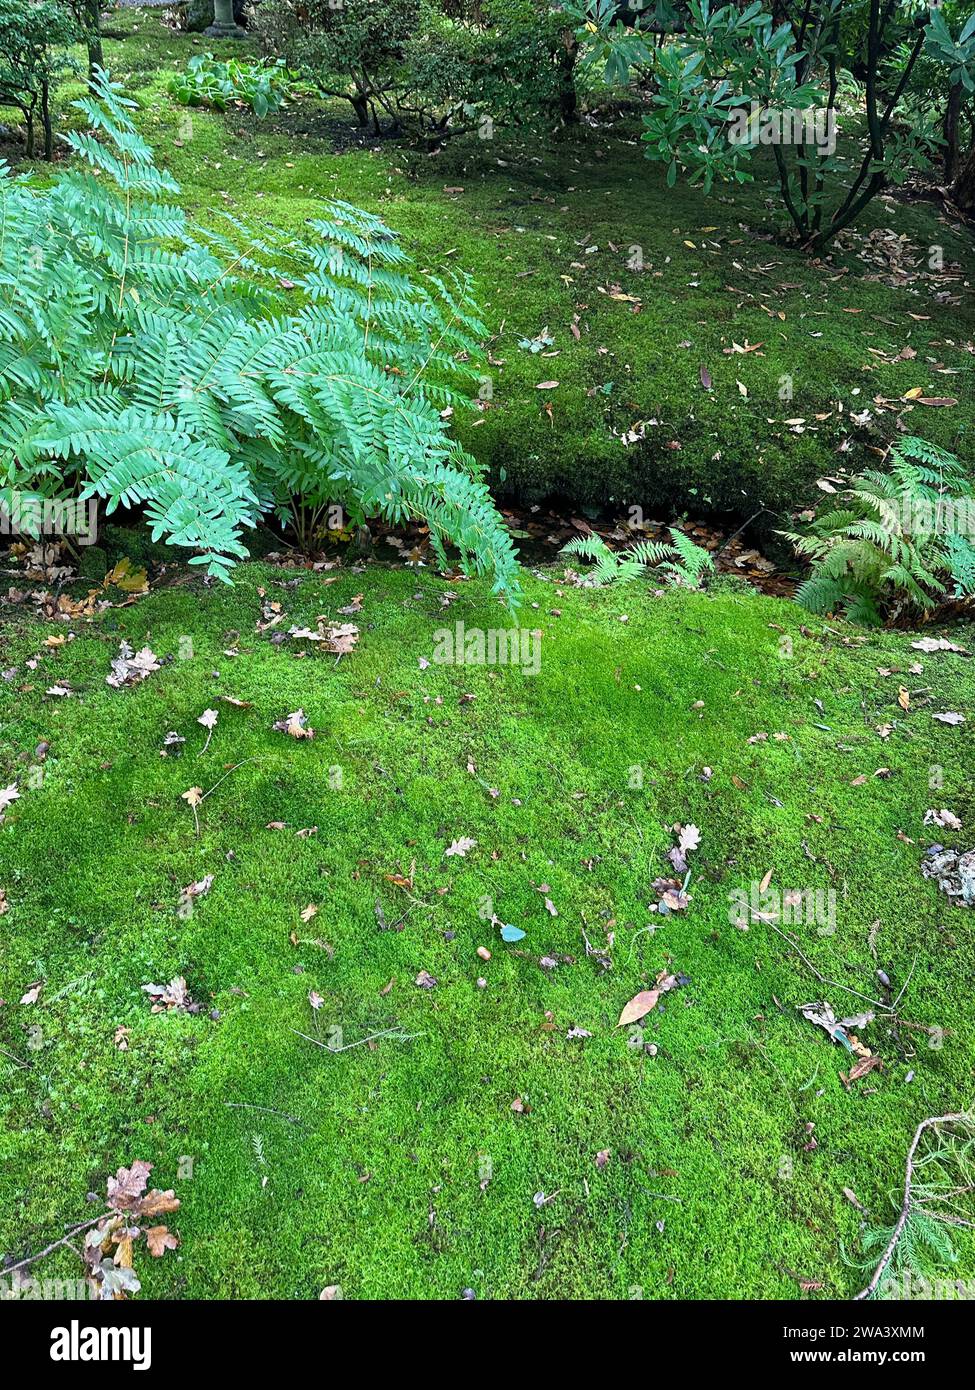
[[854, 1113, 971, 1301]]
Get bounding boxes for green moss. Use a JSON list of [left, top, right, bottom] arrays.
[[1, 557, 973, 1298], [1, 12, 974, 1300]]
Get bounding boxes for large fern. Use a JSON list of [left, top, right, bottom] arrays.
[[782, 438, 975, 625], [0, 71, 520, 601]]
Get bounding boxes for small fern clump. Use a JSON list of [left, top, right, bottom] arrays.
[[0, 71, 520, 600], [783, 437, 975, 625], [560, 528, 714, 589]]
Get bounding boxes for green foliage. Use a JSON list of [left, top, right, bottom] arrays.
[[0, 0, 79, 159], [846, 1115, 975, 1299], [256, 0, 579, 137], [398, 1, 581, 138], [254, 0, 420, 131], [0, 71, 520, 600], [570, 0, 952, 248], [560, 526, 714, 588], [168, 53, 295, 118], [924, 3, 975, 95], [782, 437, 975, 625]]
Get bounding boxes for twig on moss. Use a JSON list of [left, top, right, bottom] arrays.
[[762, 917, 886, 1008], [291, 1027, 423, 1053], [854, 1113, 970, 1301], [2, 1214, 106, 1278]]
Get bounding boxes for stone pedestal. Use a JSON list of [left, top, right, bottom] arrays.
[[204, 0, 245, 38]]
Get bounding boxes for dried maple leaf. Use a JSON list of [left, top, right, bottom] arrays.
[[106, 641, 160, 689], [142, 976, 192, 1013], [181, 874, 214, 900], [840, 1054, 883, 1089], [106, 1161, 153, 1212], [322, 622, 358, 655], [134, 1186, 180, 1223]]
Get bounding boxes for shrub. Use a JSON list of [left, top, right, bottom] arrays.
[[256, 0, 580, 137], [781, 437, 975, 624], [397, 1, 581, 140], [168, 53, 294, 118], [0, 72, 521, 601], [0, 0, 79, 159], [568, 0, 954, 250], [254, 0, 420, 133]]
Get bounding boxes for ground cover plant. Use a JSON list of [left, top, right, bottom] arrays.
[[1, 2, 974, 1314], [1, 558, 974, 1299], [168, 52, 295, 117], [0, 73, 519, 597]]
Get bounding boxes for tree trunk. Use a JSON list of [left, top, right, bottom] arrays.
[[82, 0, 104, 84], [952, 146, 975, 215], [350, 93, 370, 129], [25, 109, 34, 160], [558, 29, 579, 124], [944, 81, 963, 183], [41, 81, 53, 161]]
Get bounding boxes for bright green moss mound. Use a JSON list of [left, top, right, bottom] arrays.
[[1, 561, 973, 1298]]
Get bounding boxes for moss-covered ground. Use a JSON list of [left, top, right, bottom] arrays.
[[1, 558, 973, 1298], [1, 9, 974, 1302]]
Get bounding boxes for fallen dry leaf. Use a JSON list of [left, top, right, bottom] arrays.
[[617, 990, 659, 1027], [444, 837, 476, 858]]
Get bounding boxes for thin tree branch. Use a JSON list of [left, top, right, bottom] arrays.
[[854, 1113, 971, 1301]]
